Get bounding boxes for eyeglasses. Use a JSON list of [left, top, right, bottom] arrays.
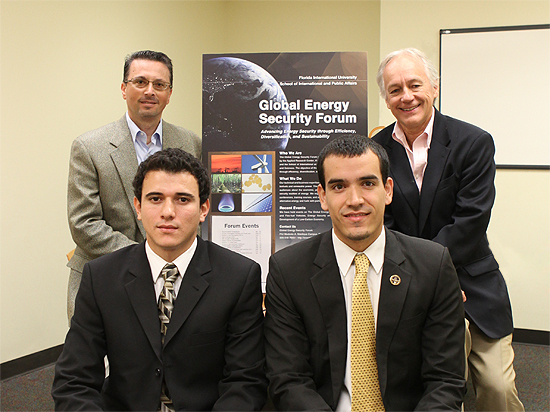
[[124, 77, 172, 91]]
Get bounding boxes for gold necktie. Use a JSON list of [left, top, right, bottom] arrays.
[[351, 253, 385, 411]]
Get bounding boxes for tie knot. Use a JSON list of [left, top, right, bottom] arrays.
[[161, 263, 179, 283], [354, 253, 370, 274]]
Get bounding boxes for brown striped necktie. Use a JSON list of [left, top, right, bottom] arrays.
[[158, 263, 179, 412]]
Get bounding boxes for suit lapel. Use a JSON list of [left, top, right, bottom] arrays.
[[125, 244, 163, 359], [383, 129, 420, 218], [109, 116, 145, 238], [310, 232, 347, 407], [419, 110, 451, 233], [162, 121, 183, 150], [376, 230, 412, 398], [164, 238, 210, 346]]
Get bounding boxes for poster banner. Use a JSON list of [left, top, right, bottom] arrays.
[[202, 52, 368, 287]]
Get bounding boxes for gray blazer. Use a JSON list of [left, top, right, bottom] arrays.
[[67, 115, 201, 274]]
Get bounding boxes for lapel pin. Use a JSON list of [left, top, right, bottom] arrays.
[[389, 275, 401, 286]]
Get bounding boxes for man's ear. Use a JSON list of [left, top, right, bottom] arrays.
[[199, 199, 210, 223], [385, 177, 394, 206], [317, 184, 329, 211], [121, 82, 127, 100], [133, 196, 142, 220]]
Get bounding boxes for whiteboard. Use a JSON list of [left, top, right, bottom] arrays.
[[439, 25, 550, 168]]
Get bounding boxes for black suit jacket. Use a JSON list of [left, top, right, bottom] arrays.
[[264, 229, 465, 411], [53, 238, 268, 411], [373, 109, 513, 339]]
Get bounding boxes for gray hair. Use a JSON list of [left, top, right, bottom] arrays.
[[376, 48, 439, 100]]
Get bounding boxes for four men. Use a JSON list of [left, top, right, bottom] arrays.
[[372, 48, 523, 411], [66, 50, 201, 320], [56, 48, 522, 410]]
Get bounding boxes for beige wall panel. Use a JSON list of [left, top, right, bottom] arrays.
[[0, 0, 225, 363], [489, 170, 550, 331]]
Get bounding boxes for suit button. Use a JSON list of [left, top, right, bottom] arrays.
[[155, 368, 162, 377]]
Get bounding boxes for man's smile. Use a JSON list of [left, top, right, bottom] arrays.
[[343, 211, 370, 222], [401, 104, 420, 112]]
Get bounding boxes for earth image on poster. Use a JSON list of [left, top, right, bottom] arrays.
[[203, 57, 290, 151]]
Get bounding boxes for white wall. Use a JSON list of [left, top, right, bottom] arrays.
[[378, 0, 550, 332]]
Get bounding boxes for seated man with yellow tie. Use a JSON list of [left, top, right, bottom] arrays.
[[52, 148, 268, 411], [264, 135, 466, 411]]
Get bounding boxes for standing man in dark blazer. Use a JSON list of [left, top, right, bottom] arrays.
[[53, 149, 267, 411], [66, 50, 201, 321], [372, 48, 523, 411], [264, 135, 465, 411]]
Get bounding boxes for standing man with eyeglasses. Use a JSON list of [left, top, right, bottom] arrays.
[[66, 50, 201, 321]]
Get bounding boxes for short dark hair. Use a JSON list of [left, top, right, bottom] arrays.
[[317, 134, 390, 189], [123, 50, 173, 85], [133, 148, 210, 205]]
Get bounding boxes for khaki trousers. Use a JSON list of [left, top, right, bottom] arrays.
[[465, 319, 524, 411]]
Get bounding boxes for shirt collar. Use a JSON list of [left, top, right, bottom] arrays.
[[392, 106, 435, 149], [146, 237, 197, 284], [332, 227, 386, 277], [125, 112, 163, 145]]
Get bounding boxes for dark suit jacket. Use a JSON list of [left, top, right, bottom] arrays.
[[373, 109, 513, 339], [264, 229, 465, 411], [53, 238, 268, 411]]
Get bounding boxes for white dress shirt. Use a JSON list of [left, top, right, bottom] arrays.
[[334, 228, 386, 412], [145, 238, 197, 301]]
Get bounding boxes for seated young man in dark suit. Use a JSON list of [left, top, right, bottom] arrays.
[[264, 135, 466, 411], [53, 148, 267, 411]]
